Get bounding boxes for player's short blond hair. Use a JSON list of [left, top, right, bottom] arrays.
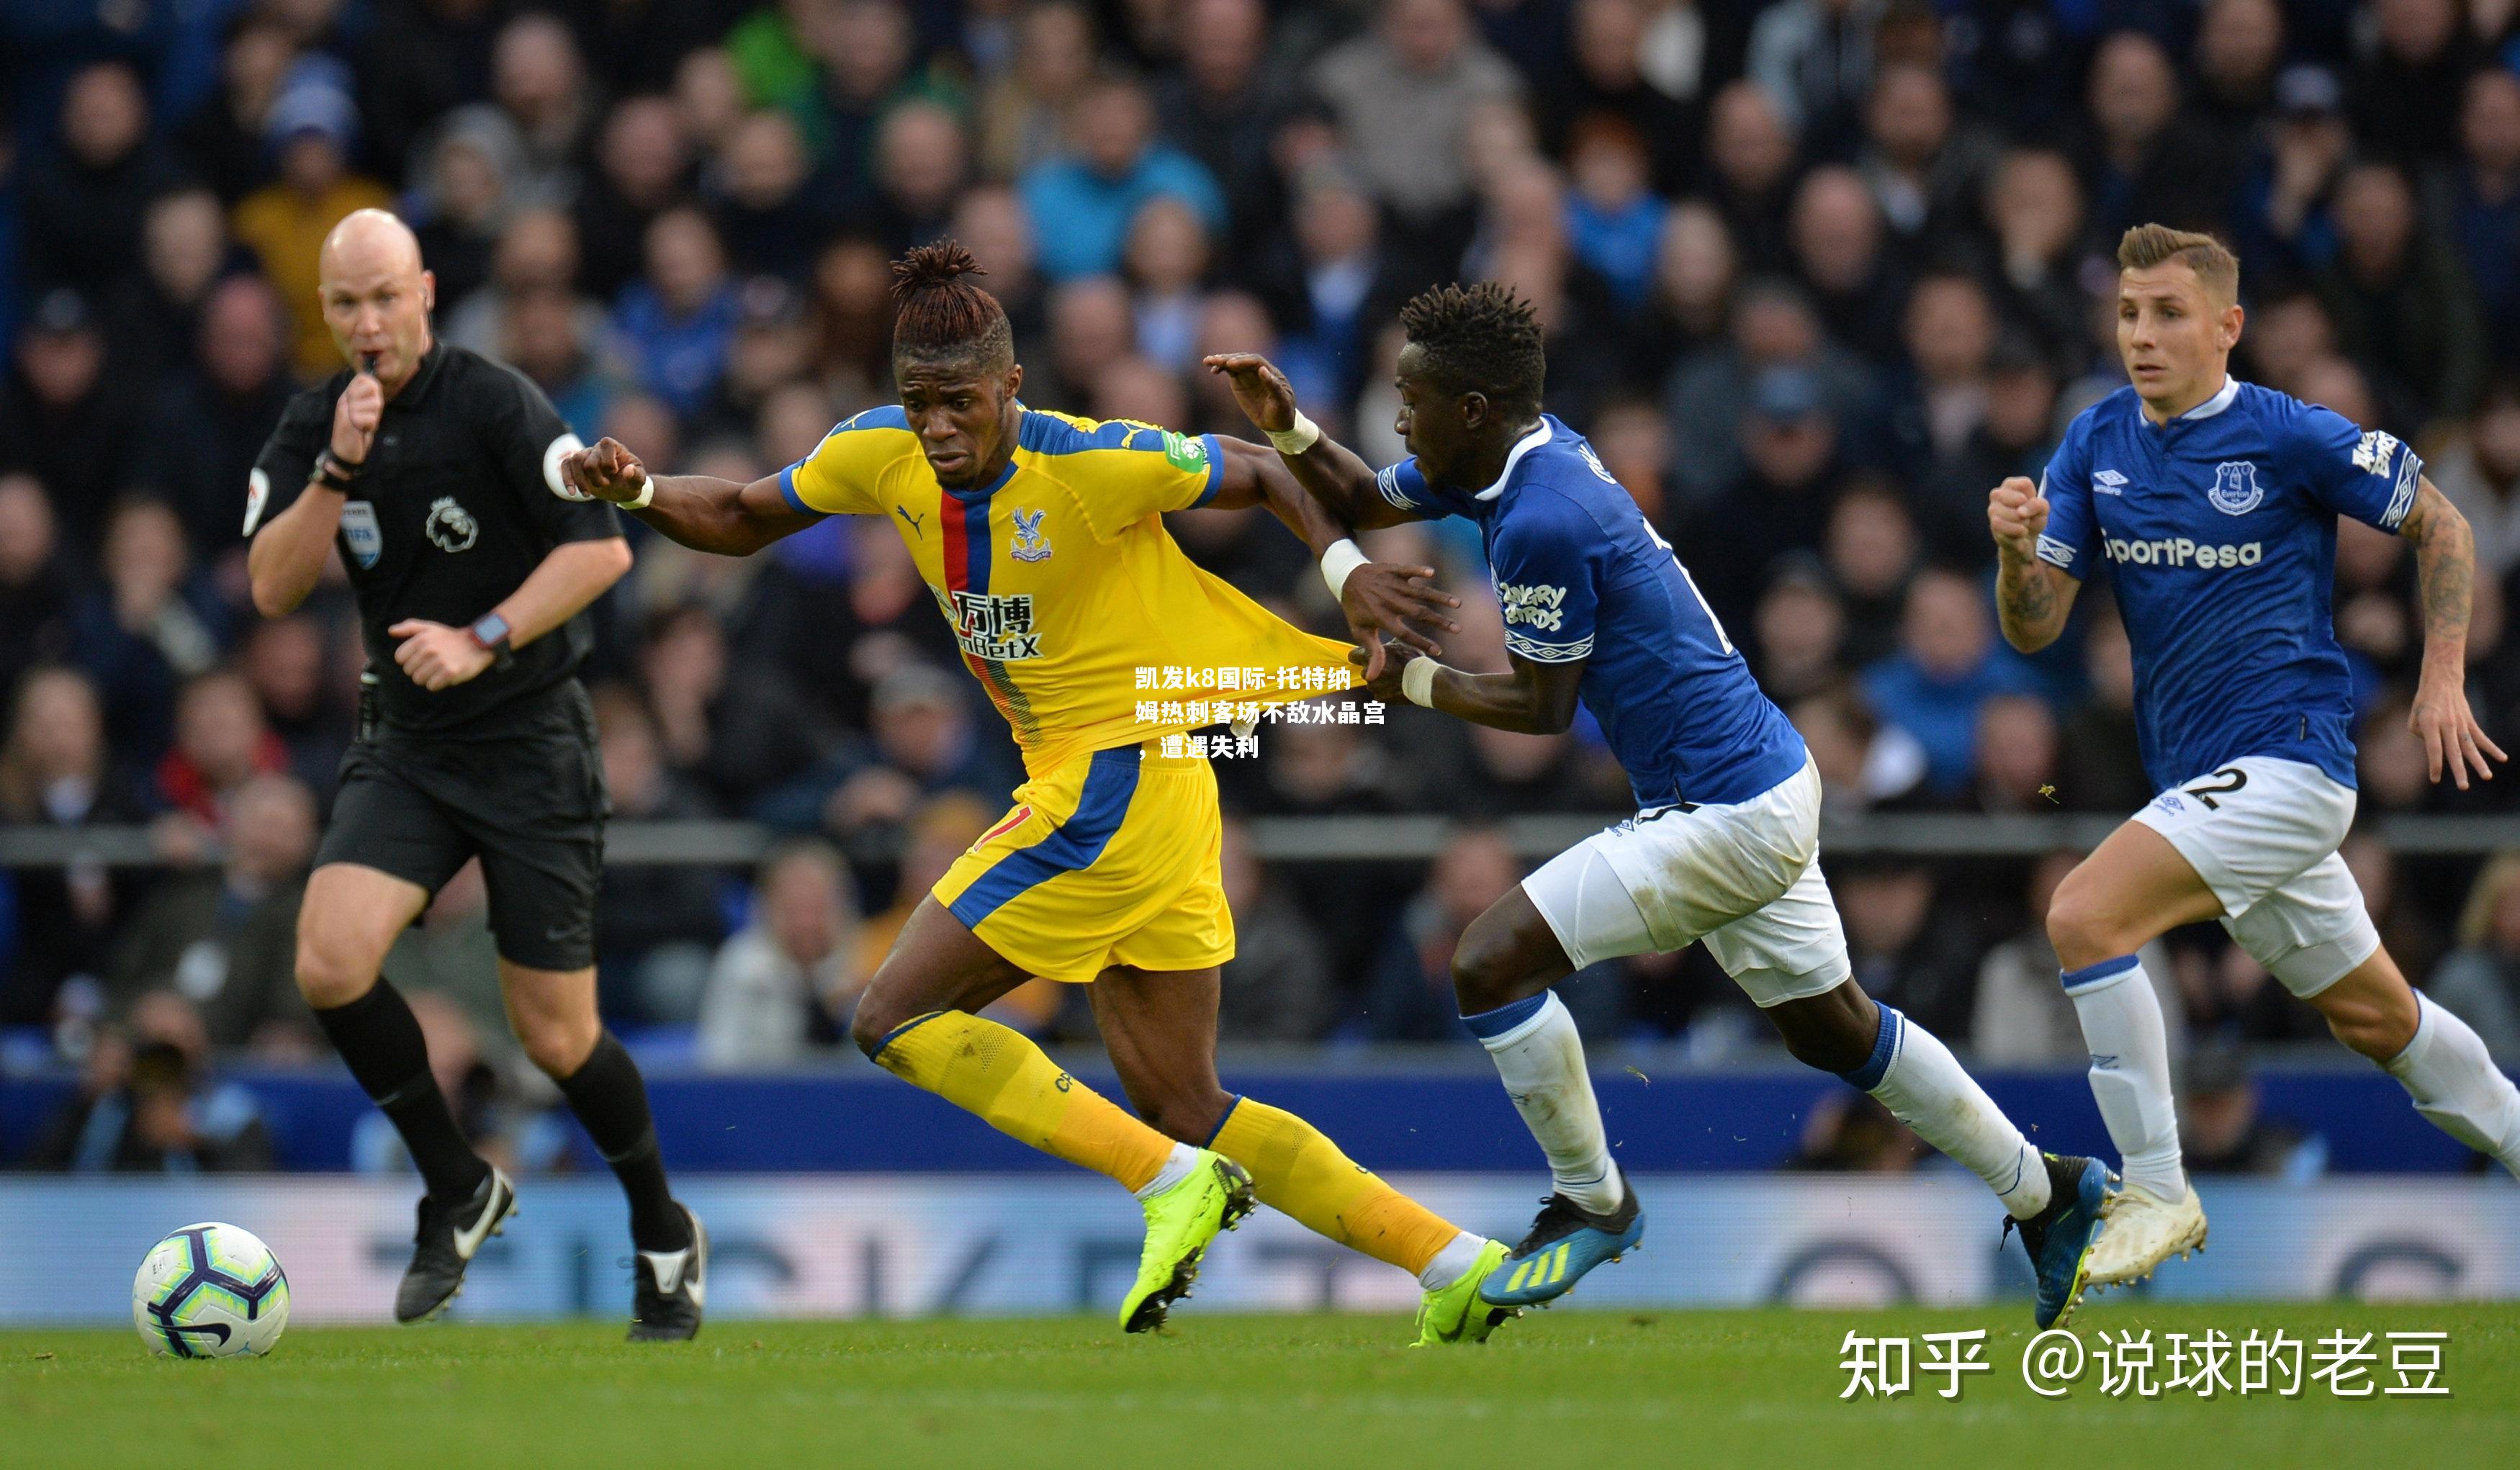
[[2116, 225, 2239, 304]]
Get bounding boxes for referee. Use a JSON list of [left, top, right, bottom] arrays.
[[246, 209, 702, 1340]]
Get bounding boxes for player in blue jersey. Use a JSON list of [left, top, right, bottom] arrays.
[[1991, 225, 2520, 1290], [1209, 284, 2111, 1329]]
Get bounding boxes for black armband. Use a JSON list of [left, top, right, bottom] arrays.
[[313, 450, 362, 492]]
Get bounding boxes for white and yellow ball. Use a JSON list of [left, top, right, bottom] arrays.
[[132, 1222, 290, 1358]]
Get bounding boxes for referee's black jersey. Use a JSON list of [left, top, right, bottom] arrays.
[[248, 343, 622, 736]]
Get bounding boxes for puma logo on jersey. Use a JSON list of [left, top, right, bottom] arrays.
[[896, 505, 924, 536]]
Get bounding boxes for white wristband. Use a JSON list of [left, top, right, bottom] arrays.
[[621, 478, 654, 510], [1320, 538, 1369, 601], [1401, 656, 1442, 708], [1266, 410, 1320, 456]]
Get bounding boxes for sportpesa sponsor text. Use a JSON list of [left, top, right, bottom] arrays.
[[2039, 533, 2264, 570]]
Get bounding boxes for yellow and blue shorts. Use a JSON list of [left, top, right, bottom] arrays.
[[933, 739, 1233, 982]]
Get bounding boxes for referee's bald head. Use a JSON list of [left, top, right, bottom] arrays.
[[320, 208, 424, 287], [318, 208, 435, 382]]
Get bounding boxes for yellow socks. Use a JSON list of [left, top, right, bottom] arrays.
[[872, 1010, 1172, 1192], [1210, 1096, 1464, 1275]]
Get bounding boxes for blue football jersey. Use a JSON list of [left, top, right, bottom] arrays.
[[2035, 376, 2421, 793], [1374, 415, 1809, 808]]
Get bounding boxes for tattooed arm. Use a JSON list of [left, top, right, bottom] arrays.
[[1988, 474, 2081, 652], [2400, 477, 2506, 789]]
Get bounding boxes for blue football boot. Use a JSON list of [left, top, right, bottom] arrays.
[[1478, 1178, 1645, 1309], [2007, 1153, 2112, 1330]]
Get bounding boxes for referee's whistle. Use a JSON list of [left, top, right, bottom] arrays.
[[360, 352, 380, 377]]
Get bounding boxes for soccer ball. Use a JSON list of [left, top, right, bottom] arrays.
[[132, 1222, 290, 1358]]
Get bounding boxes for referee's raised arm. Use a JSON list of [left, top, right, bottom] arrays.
[[245, 212, 417, 617]]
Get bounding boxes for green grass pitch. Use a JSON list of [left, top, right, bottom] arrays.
[[7, 1304, 2518, 1468]]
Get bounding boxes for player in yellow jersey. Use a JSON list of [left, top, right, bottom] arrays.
[[557, 242, 1515, 1341]]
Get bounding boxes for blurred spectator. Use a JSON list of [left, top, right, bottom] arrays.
[[639, 602, 825, 815], [865, 101, 971, 257], [1256, 163, 1408, 411], [0, 289, 143, 553], [0, 667, 148, 1027], [1855, 62, 1994, 253], [696, 839, 863, 1068], [1859, 567, 2041, 798], [30, 990, 272, 1172], [1122, 197, 1213, 374], [1751, 564, 1846, 705], [1979, 148, 2090, 374], [487, 14, 599, 208], [1019, 74, 1225, 281], [975, 0, 1099, 182], [2073, 31, 2238, 245], [108, 775, 317, 1052], [2429, 851, 2520, 1065], [1153, 0, 1288, 246], [590, 687, 729, 1022], [1837, 860, 1978, 1035], [1701, 80, 1799, 269], [172, 14, 297, 205], [2430, 379, 2520, 579], [814, 664, 1017, 839], [351, 986, 546, 1180], [0, 477, 77, 696], [1310, 0, 1520, 236], [1215, 818, 1333, 1042], [2182, 1041, 2321, 1177], [2316, 160, 2486, 426], [2056, 600, 2151, 814], [1788, 166, 1902, 364], [711, 109, 837, 282], [2236, 65, 2353, 290], [1886, 273, 1997, 480], [1543, 0, 1698, 194], [1359, 826, 1521, 1042], [154, 670, 290, 831], [1975, 852, 2179, 1065], [613, 207, 740, 417], [71, 499, 230, 767], [1662, 279, 1868, 510], [2433, 69, 2520, 372], [230, 65, 395, 379], [1967, 693, 2058, 815], [1745, 0, 1884, 141], [2347, 0, 2487, 166], [855, 792, 995, 976], [1822, 484, 1918, 662], [106, 188, 246, 384], [240, 614, 346, 796], [576, 96, 696, 302], [1687, 363, 1845, 633], [2190, 0, 2285, 144], [1917, 338, 2060, 554], [136, 275, 298, 565], [20, 63, 181, 299], [410, 107, 527, 311], [445, 208, 607, 360]]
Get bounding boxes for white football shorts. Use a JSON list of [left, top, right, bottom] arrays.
[[2131, 754, 2381, 998], [1522, 757, 1852, 1007]]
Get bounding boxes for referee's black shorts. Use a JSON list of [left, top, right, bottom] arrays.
[[315, 682, 608, 972]]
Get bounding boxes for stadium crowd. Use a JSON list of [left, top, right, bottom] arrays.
[[6, 0, 2520, 1173]]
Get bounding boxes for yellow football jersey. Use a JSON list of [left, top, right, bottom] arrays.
[[782, 405, 1357, 774]]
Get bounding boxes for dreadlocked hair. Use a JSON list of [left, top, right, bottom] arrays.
[[1398, 282, 1546, 417], [890, 239, 1014, 371]]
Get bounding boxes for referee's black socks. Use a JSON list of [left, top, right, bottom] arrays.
[[314, 977, 493, 1204], [557, 1032, 691, 1253]]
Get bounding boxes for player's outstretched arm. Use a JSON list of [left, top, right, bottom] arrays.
[[2400, 477, 2507, 789], [1988, 474, 2079, 652], [1346, 643, 1583, 736], [1206, 436, 1462, 676], [1202, 353, 1418, 531], [557, 437, 822, 556]]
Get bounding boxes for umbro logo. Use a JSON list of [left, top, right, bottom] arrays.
[[2094, 469, 2128, 495]]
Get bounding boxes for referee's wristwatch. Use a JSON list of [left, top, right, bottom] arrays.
[[467, 612, 516, 669]]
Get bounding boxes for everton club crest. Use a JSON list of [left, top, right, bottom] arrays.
[[2208, 461, 2263, 516]]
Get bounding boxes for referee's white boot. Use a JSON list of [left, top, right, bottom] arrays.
[[2084, 1173, 2208, 1288]]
